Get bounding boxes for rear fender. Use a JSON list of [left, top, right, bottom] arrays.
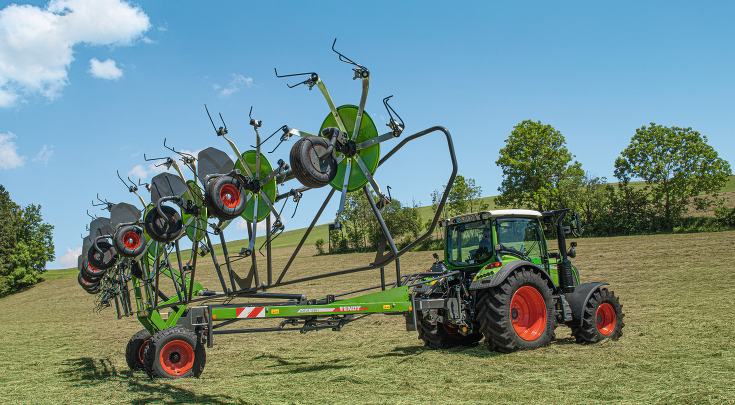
[[564, 282, 609, 326], [469, 260, 555, 291]]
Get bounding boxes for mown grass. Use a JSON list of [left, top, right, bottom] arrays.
[[5, 231, 735, 404]]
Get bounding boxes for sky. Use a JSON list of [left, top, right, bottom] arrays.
[[0, 1, 733, 269]]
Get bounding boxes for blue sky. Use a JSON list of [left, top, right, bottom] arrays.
[[0, 1, 733, 269]]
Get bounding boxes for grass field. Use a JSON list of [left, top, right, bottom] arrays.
[[2, 231, 735, 404]]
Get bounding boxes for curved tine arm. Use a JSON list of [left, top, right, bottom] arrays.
[[155, 195, 180, 222], [378, 126, 458, 253], [94, 234, 112, 254]]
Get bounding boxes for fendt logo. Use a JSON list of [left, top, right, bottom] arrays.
[[339, 306, 364, 312]]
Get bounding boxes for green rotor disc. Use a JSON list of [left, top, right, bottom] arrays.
[[235, 150, 277, 222], [182, 180, 207, 243], [320, 105, 380, 192]]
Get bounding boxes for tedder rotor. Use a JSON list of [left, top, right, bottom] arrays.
[[76, 40, 623, 379]]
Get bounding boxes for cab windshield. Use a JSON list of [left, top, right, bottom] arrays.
[[446, 221, 492, 267], [495, 217, 543, 261]]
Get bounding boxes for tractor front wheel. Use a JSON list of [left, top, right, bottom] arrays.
[[417, 311, 483, 349], [476, 268, 556, 352], [125, 329, 152, 371], [143, 327, 206, 378], [571, 288, 624, 343]]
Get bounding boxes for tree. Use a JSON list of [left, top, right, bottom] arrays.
[[0, 185, 54, 297], [614, 123, 732, 228], [495, 120, 584, 212], [448, 175, 488, 216]]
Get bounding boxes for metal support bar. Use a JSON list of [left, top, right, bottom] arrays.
[[266, 214, 272, 286], [276, 188, 336, 284], [205, 233, 230, 293], [218, 231, 237, 292], [174, 240, 188, 301], [363, 185, 398, 256]]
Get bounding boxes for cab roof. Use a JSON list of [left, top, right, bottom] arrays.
[[438, 209, 543, 227]]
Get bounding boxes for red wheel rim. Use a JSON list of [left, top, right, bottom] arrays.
[[159, 340, 195, 376], [219, 184, 241, 208], [138, 339, 149, 365], [596, 303, 616, 336], [87, 262, 99, 271], [510, 286, 547, 341], [123, 231, 140, 250], [309, 145, 331, 174]]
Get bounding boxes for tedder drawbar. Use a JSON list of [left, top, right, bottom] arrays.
[[77, 40, 624, 379]]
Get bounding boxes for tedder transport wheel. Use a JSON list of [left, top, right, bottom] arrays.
[[289, 136, 338, 188], [143, 327, 206, 379], [204, 175, 248, 221], [113, 225, 147, 258], [476, 268, 556, 352], [143, 205, 184, 243], [417, 312, 483, 349], [126, 329, 152, 371], [571, 288, 624, 344], [87, 241, 118, 271]]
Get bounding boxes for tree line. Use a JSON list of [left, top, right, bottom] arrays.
[[494, 120, 732, 235], [0, 185, 55, 297], [317, 119, 732, 254]]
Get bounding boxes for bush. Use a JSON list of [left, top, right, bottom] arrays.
[[715, 206, 735, 227], [315, 239, 325, 255]]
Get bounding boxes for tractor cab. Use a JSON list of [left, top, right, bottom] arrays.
[[439, 210, 548, 272]]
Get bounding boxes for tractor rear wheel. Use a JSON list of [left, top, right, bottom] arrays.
[[571, 288, 624, 343], [476, 268, 556, 352], [417, 311, 483, 349], [125, 329, 152, 371], [143, 327, 206, 378]]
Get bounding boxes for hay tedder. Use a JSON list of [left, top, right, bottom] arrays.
[[77, 40, 623, 379]]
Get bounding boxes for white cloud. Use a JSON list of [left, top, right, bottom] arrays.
[[127, 162, 167, 180], [157, 23, 167, 32], [141, 36, 155, 44], [234, 213, 285, 233], [57, 245, 81, 268], [0, 132, 26, 169], [0, 0, 150, 107], [32, 144, 53, 164], [218, 74, 253, 98], [88, 58, 123, 80], [212, 83, 220, 90]]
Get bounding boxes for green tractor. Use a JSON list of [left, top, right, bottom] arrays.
[[411, 208, 624, 352]]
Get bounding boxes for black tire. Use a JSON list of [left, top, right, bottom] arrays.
[[130, 261, 144, 279], [144, 205, 184, 243], [113, 225, 147, 258], [126, 329, 152, 371], [476, 267, 556, 352], [143, 327, 206, 379], [204, 175, 248, 221], [80, 258, 104, 281], [87, 241, 118, 271], [77, 271, 99, 294], [417, 312, 483, 349], [290, 136, 338, 188], [571, 288, 624, 344]]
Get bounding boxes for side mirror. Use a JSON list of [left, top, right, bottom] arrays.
[[571, 212, 582, 237]]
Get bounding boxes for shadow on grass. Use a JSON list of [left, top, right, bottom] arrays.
[[236, 355, 351, 377], [61, 357, 247, 405]]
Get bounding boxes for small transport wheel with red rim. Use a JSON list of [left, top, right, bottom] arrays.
[[143, 205, 184, 243], [204, 175, 248, 221], [113, 225, 147, 258], [476, 267, 556, 352], [143, 327, 206, 379], [125, 329, 152, 371], [86, 241, 118, 271], [289, 136, 338, 188], [571, 288, 624, 343]]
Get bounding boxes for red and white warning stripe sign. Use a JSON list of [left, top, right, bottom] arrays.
[[236, 307, 265, 318]]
